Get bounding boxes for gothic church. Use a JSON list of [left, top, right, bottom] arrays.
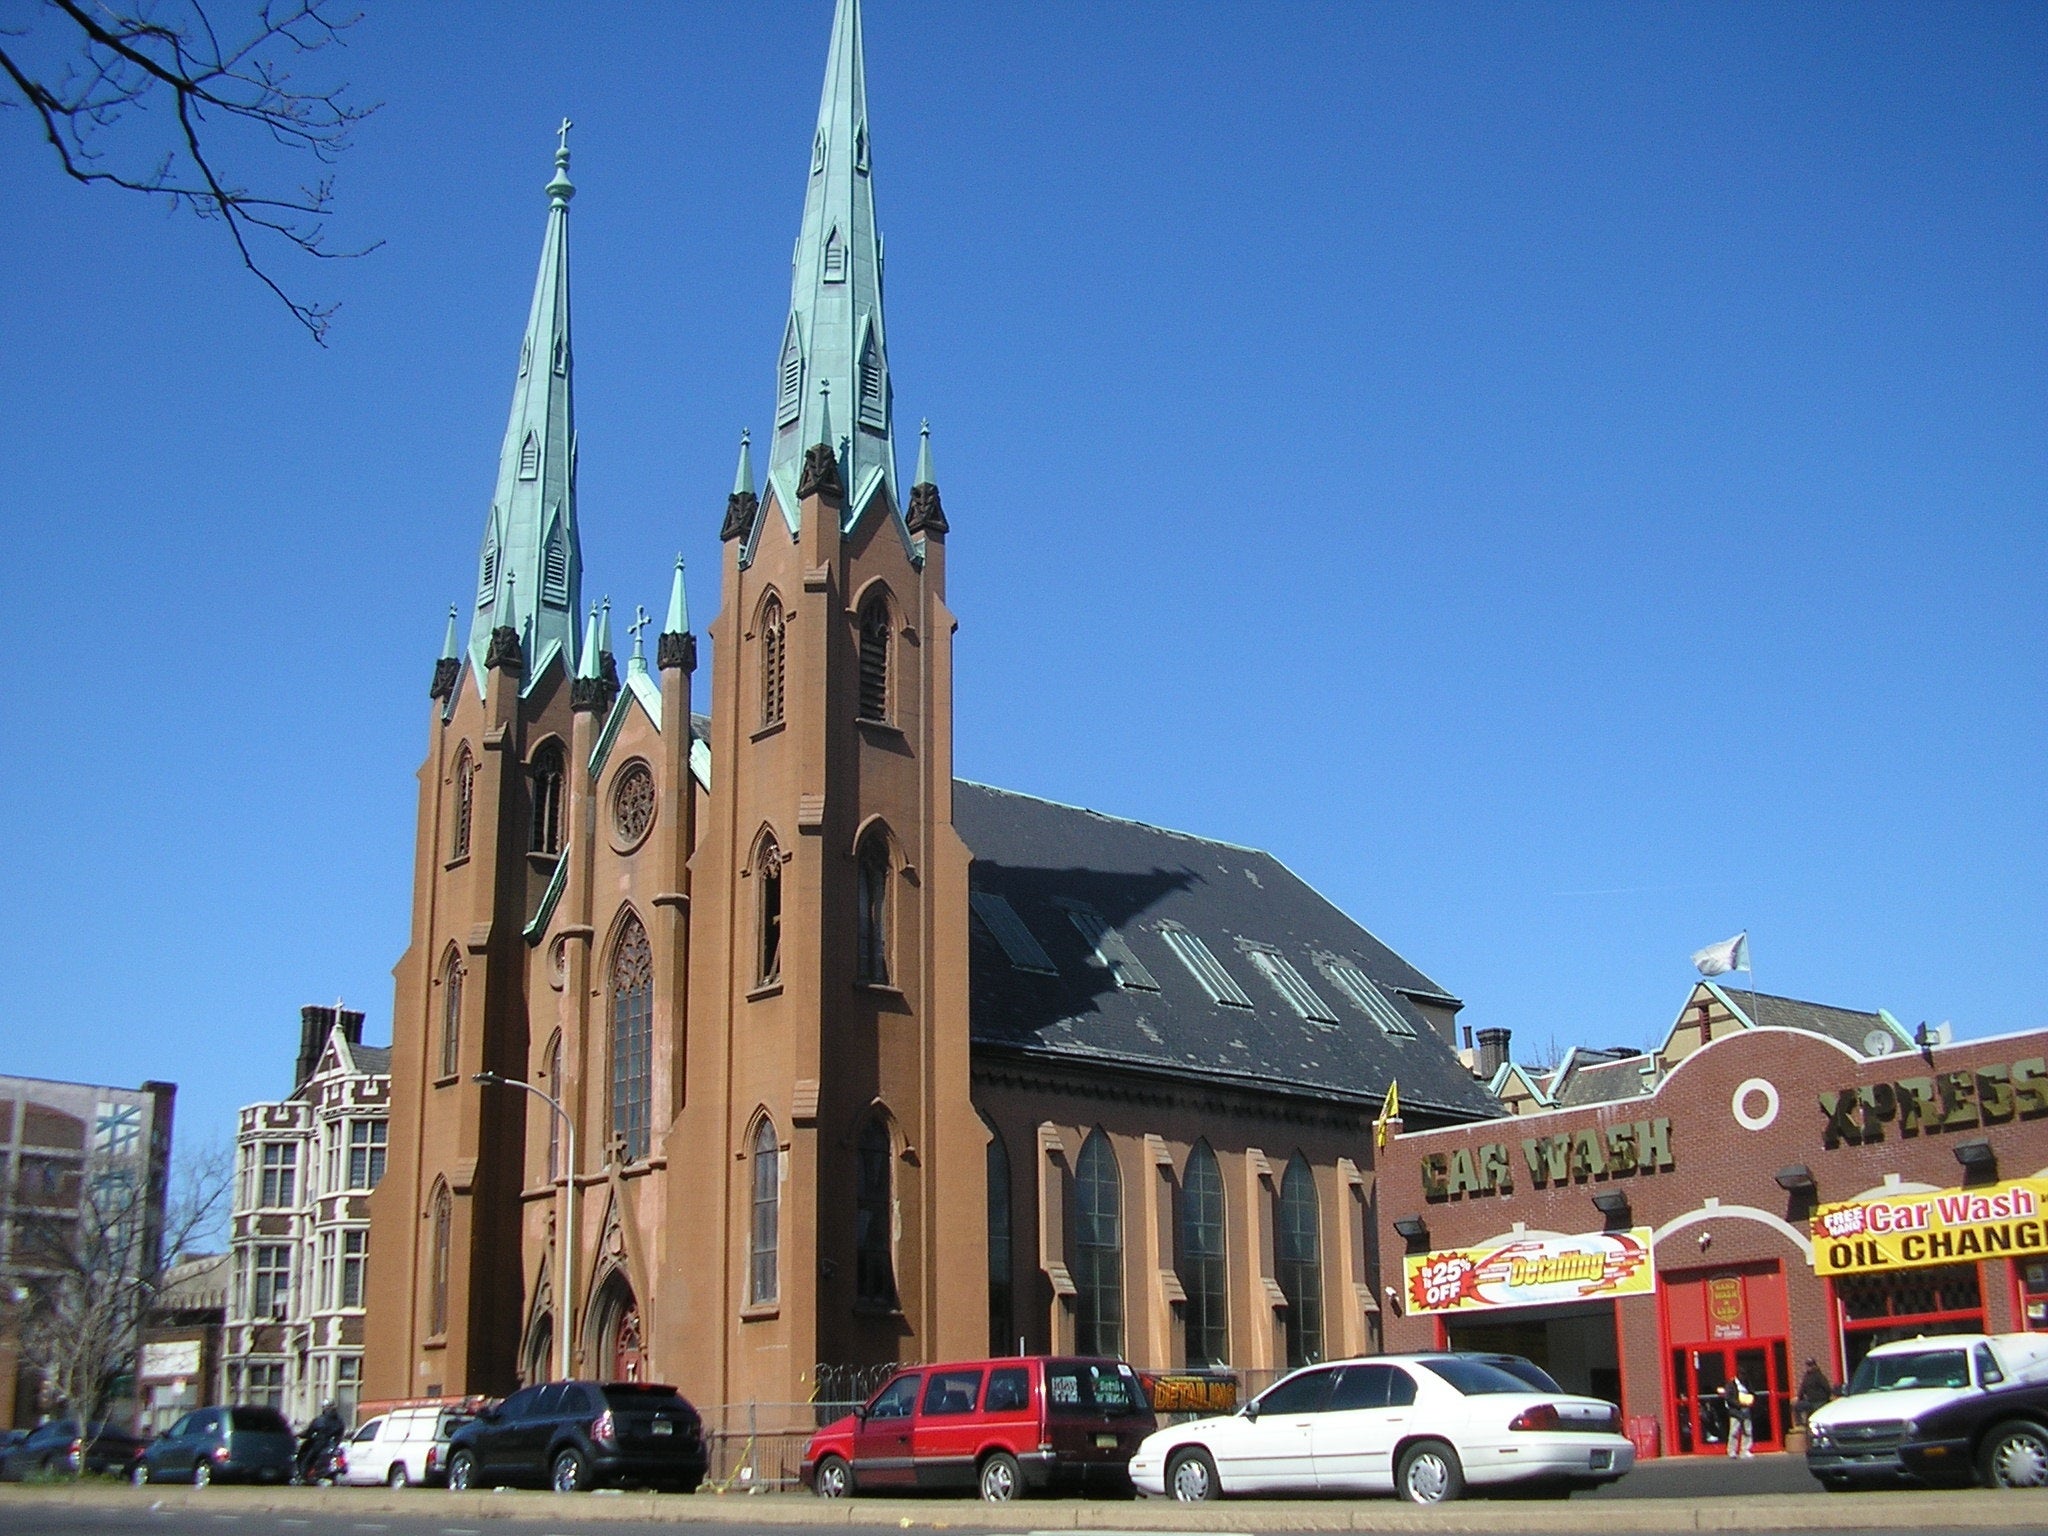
[[363, 0, 1497, 1419]]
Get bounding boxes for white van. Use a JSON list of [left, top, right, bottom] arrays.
[[1807, 1333, 2048, 1487], [340, 1406, 474, 1488]]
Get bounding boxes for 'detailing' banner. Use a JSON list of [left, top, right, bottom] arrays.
[[1404, 1228, 1656, 1314]]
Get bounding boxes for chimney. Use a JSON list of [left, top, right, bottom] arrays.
[[1476, 1027, 1512, 1080], [295, 1004, 364, 1090]]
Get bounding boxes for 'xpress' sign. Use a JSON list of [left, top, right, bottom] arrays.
[[1404, 1228, 1656, 1314], [1812, 1178, 2048, 1276]]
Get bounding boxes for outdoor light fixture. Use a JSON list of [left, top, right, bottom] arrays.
[[1774, 1165, 1817, 1194], [1392, 1216, 1430, 1249], [1955, 1139, 1997, 1175], [1591, 1189, 1631, 1228]]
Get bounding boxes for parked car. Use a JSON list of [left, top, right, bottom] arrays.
[[1461, 1353, 1565, 1393], [340, 1405, 474, 1487], [1129, 1353, 1634, 1504], [132, 1406, 297, 1486], [802, 1356, 1157, 1501], [443, 1381, 705, 1493], [0, 1419, 146, 1480], [1809, 1333, 2048, 1490]]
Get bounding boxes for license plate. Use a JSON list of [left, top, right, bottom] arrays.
[[1590, 1449, 1611, 1470], [652, 1421, 673, 1436], [1095, 1434, 1118, 1449]]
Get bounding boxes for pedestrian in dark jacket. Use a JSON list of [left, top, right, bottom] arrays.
[[1796, 1359, 1832, 1426]]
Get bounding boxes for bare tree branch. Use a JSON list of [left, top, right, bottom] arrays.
[[0, 0, 380, 342]]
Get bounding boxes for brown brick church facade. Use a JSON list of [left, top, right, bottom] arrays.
[[363, 0, 1500, 1419]]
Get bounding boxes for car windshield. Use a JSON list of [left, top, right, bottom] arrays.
[[1476, 1356, 1562, 1392], [1046, 1361, 1145, 1417], [1848, 1349, 1970, 1394], [1420, 1358, 1539, 1396], [229, 1408, 291, 1434]]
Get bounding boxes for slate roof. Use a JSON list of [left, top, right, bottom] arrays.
[[1550, 1052, 1655, 1109], [953, 783, 1498, 1120], [352, 1044, 393, 1076], [1731, 989, 1911, 1055]]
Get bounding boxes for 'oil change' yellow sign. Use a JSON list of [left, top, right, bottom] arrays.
[[1812, 1178, 2048, 1276]]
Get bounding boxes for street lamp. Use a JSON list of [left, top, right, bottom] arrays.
[[473, 1072, 576, 1382]]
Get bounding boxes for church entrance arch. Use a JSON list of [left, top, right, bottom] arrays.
[[523, 1313, 554, 1384], [591, 1271, 643, 1382]]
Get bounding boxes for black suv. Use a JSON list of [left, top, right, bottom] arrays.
[[444, 1381, 706, 1493]]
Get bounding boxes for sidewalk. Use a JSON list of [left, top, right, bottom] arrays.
[[3, 1482, 2044, 1532]]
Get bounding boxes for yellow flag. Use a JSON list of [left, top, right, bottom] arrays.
[[1374, 1081, 1400, 1150]]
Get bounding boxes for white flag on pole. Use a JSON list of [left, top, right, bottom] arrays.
[[1692, 932, 1751, 977]]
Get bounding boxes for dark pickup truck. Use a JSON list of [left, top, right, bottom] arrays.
[[1896, 1378, 2048, 1490]]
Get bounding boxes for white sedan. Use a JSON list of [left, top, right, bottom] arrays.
[[1130, 1354, 1634, 1503]]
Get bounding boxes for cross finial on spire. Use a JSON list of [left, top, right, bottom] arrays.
[[628, 605, 651, 658], [557, 117, 573, 153], [547, 120, 576, 205]]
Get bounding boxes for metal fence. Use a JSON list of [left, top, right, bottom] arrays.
[[694, 1401, 854, 1493]]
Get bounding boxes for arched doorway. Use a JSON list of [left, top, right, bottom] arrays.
[[523, 1314, 554, 1384], [591, 1272, 643, 1383]]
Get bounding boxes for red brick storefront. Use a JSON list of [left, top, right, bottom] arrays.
[[1376, 1026, 2048, 1457]]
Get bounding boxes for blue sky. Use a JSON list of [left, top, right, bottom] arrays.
[[1, 1, 2041, 1163]]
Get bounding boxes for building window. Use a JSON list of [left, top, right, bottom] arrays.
[[857, 594, 890, 721], [760, 596, 785, 727], [749, 1118, 779, 1307], [1061, 902, 1160, 991], [519, 430, 539, 479], [347, 1121, 387, 1190], [609, 915, 654, 1164], [857, 321, 886, 430], [987, 1126, 1013, 1356], [855, 1116, 896, 1308], [1321, 961, 1418, 1037], [1277, 1156, 1323, 1368], [1180, 1141, 1228, 1368], [1074, 1129, 1123, 1359], [530, 742, 565, 856], [776, 317, 803, 428], [823, 225, 846, 282], [1159, 926, 1253, 1008], [334, 1358, 361, 1423], [755, 835, 783, 986], [451, 746, 475, 861], [245, 1362, 285, 1410], [1245, 946, 1339, 1025], [258, 1143, 297, 1208], [856, 830, 891, 985], [252, 1243, 292, 1321], [428, 1183, 452, 1337], [439, 950, 463, 1080], [544, 1031, 563, 1181], [318, 1230, 335, 1309], [970, 891, 1058, 974], [542, 523, 570, 607], [340, 1230, 367, 1309]]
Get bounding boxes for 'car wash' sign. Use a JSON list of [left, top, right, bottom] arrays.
[[1421, 1118, 1675, 1202], [1405, 1228, 1657, 1314], [1811, 1177, 2048, 1276]]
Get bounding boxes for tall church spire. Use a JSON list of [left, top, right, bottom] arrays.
[[468, 122, 584, 687], [764, 0, 898, 537]]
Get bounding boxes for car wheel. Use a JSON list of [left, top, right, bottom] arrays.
[[386, 1462, 410, 1488], [192, 1460, 212, 1489], [130, 1462, 151, 1487], [550, 1448, 589, 1493], [1979, 1421, 2048, 1489], [978, 1451, 1022, 1503], [1397, 1440, 1465, 1505], [812, 1454, 852, 1498], [1167, 1448, 1219, 1502], [445, 1450, 476, 1492]]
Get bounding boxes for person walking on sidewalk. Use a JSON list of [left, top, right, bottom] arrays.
[[1720, 1375, 1756, 1457]]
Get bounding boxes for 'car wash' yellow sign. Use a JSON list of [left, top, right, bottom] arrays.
[[1812, 1177, 2048, 1276]]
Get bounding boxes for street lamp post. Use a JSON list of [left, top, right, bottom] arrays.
[[472, 1072, 575, 1382]]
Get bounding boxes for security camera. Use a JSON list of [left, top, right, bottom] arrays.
[[1698, 1230, 1712, 1250]]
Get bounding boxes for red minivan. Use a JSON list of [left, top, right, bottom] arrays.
[[802, 1357, 1156, 1502]]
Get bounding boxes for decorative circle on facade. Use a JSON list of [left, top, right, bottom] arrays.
[[610, 760, 656, 851], [548, 933, 569, 990], [1732, 1076, 1780, 1131]]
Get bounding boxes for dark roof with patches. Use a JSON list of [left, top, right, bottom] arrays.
[[1550, 1052, 1655, 1108], [954, 783, 1497, 1120], [1733, 990, 1909, 1054], [352, 1044, 393, 1076]]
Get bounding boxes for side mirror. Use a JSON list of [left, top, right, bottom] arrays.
[[853, 1404, 869, 1423], [1240, 1401, 1260, 1422]]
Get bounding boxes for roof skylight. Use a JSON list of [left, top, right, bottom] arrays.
[[970, 891, 1057, 975], [1159, 926, 1253, 1010]]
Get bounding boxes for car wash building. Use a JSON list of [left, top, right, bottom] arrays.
[[1376, 983, 2048, 1458]]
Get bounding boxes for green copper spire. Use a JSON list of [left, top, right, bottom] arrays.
[[733, 429, 754, 498], [663, 554, 689, 636], [468, 122, 584, 688], [914, 418, 935, 487], [440, 603, 460, 660], [577, 603, 601, 682], [763, 0, 899, 539]]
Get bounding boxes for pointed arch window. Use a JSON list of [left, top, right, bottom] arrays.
[[451, 746, 476, 862], [760, 596, 786, 727], [519, 431, 540, 480], [530, 742, 564, 856], [552, 334, 567, 376], [857, 593, 890, 722], [857, 322, 886, 431], [812, 128, 827, 175], [855, 1116, 896, 1308], [823, 226, 846, 283], [544, 1031, 563, 1181], [428, 1181, 453, 1337], [480, 533, 500, 602], [856, 829, 891, 986], [1074, 1130, 1123, 1358], [755, 834, 783, 986], [608, 915, 654, 1164], [987, 1125, 1013, 1355], [1277, 1157, 1324, 1367], [854, 121, 869, 174], [776, 318, 804, 428], [1180, 1141, 1229, 1367], [541, 521, 570, 608], [749, 1117, 780, 1307], [439, 950, 464, 1080]]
